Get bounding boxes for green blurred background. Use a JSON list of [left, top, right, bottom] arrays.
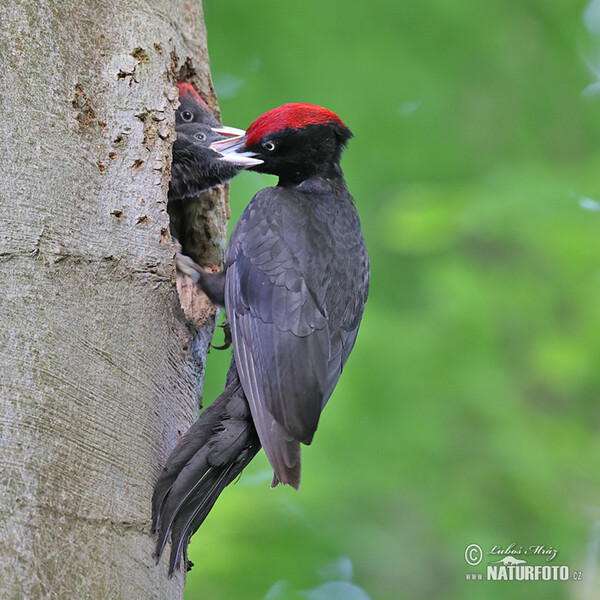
[[185, 1, 600, 598]]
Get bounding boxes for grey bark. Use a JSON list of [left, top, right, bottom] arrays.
[[0, 1, 226, 598]]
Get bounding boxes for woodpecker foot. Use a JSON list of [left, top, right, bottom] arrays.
[[211, 320, 232, 350], [175, 252, 202, 284]]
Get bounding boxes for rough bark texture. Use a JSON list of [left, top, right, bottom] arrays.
[[0, 1, 226, 598]]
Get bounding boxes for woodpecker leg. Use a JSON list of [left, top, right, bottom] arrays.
[[211, 320, 232, 350], [175, 252, 226, 306]]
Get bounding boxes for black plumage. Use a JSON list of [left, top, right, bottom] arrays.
[[153, 103, 369, 573], [226, 167, 369, 487], [152, 361, 260, 574], [170, 83, 250, 202], [169, 123, 242, 201]]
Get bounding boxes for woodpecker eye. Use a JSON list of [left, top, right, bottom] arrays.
[[194, 132, 206, 141], [181, 111, 193, 122], [263, 141, 276, 152]]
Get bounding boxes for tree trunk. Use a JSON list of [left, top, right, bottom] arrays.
[[0, 1, 224, 597]]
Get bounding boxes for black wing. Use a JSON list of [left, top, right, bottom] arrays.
[[225, 182, 369, 488]]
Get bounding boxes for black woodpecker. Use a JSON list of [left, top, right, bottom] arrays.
[[153, 103, 369, 574]]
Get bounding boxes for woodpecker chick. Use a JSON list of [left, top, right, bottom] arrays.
[[175, 83, 245, 138], [169, 123, 259, 201], [175, 83, 219, 128], [168, 83, 255, 260], [170, 84, 253, 201]]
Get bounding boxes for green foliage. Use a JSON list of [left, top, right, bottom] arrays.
[[185, 1, 600, 598]]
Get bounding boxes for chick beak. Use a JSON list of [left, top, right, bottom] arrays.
[[210, 136, 263, 167], [211, 125, 247, 138]]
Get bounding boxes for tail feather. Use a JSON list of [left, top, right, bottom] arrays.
[[152, 360, 260, 574], [168, 462, 236, 574], [154, 465, 214, 561], [152, 413, 222, 536]]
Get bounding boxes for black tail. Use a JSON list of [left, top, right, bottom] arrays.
[[152, 360, 260, 575]]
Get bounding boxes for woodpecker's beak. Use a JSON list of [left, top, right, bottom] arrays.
[[211, 125, 247, 138], [210, 136, 263, 167]]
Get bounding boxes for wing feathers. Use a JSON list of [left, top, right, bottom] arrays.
[[225, 185, 369, 488]]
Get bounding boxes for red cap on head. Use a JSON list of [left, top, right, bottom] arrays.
[[245, 103, 346, 147], [177, 83, 211, 110]]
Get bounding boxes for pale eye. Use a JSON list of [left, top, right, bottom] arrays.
[[263, 141, 276, 151], [181, 111, 193, 122], [194, 132, 206, 141]]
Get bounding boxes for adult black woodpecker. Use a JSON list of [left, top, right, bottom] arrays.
[[153, 103, 369, 574]]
